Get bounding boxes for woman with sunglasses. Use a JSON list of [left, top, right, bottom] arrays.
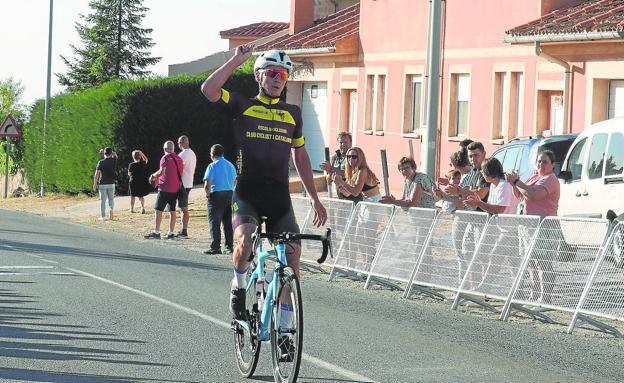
[[332, 147, 381, 202], [381, 156, 436, 209]]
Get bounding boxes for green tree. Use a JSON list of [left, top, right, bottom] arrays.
[[57, 0, 161, 90], [0, 77, 25, 120], [0, 77, 25, 174]]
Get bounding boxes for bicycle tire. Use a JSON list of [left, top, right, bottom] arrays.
[[270, 266, 304, 383], [233, 265, 262, 377]]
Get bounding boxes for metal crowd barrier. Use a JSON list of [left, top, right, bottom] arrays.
[[291, 192, 624, 336], [300, 197, 354, 269], [329, 202, 394, 281], [365, 207, 437, 291], [452, 214, 541, 311], [404, 210, 489, 299], [569, 221, 624, 336], [500, 217, 610, 324]]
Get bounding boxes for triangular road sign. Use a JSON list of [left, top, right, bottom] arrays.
[[0, 115, 21, 138]]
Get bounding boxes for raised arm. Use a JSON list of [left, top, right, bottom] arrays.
[[201, 44, 254, 102]]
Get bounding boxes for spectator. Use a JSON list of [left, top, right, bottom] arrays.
[[380, 157, 435, 209], [203, 144, 236, 255], [128, 150, 150, 214], [177, 135, 197, 238], [459, 138, 474, 154], [92, 147, 117, 221], [332, 147, 381, 202], [506, 150, 560, 303], [438, 150, 471, 186], [320, 132, 352, 199], [440, 170, 462, 213], [465, 157, 518, 214], [443, 141, 490, 281], [144, 141, 184, 240]]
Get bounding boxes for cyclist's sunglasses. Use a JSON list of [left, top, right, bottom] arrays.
[[346, 154, 359, 160], [263, 68, 289, 81]]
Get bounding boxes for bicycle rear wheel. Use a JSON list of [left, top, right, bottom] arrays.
[[233, 265, 261, 377], [270, 266, 303, 383]]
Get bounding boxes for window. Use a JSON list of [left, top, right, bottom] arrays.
[[605, 133, 624, 177], [587, 133, 608, 180], [502, 146, 522, 173], [493, 71, 524, 140], [364, 74, 386, 132], [404, 75, 423, 134], [449, 74, 470, 136], [511, 72, 524, 138], [566, 137, 587, 182], [493, 72, 507, 139]]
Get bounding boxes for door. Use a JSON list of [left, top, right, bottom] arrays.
[[349, 90, 358, 146], [582, 133, 609, 217], [550, 95, 564, 135], [609, 80, 624, 118], [301, 82, 328, 171]]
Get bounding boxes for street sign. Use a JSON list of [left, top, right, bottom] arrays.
[[0, 115, 22, 138]]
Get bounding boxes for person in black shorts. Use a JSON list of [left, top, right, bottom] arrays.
[[201, 43, 327, 320]]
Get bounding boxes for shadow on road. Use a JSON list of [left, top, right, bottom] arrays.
[[0, 284, 171, 378], [1, 239, 229, 272]]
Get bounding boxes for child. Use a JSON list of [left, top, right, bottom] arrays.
[[441, 170, 462, 213]]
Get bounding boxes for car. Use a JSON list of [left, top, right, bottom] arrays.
[[491, 133, 577, 181], [558, 117, 624, 266]]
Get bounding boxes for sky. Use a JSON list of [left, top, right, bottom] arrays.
[[1, 0, 291, 106]]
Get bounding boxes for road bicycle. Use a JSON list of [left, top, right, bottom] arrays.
[[232, 222, 332, 383]]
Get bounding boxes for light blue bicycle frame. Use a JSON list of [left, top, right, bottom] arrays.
[[244, 240, 288, 342]]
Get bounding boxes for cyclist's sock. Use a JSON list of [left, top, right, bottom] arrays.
[[280, 303, 293, 335], [233, 267, 248, 289]]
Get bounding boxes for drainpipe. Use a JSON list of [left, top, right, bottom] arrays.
[[423, 0, 443, 177], [535, 41, 571, 133]]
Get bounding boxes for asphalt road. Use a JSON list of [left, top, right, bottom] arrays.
[[1, 208, 623, 383]]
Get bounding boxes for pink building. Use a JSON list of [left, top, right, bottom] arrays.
[[207, 0, 624, 195]]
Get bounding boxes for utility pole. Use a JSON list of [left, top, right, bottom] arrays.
[[41, 0, 53, 197], [423, 0, 442, 177]]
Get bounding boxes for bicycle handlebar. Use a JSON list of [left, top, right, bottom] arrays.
[[253, 228, 333, 264]]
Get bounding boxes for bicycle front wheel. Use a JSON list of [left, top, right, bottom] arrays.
[[270, 266, 304, 383], [233, 265, 261, 377]]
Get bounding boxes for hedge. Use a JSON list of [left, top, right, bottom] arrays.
[[22, 72, 258, 194]]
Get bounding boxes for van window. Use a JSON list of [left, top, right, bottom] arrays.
[[587, 133, 608, 180], [566, 137, 587, 182], [493, 149, 506, 170], [605, 132, 624, 177], [518, 145, 531, 175], [502, 146, 521, 173]]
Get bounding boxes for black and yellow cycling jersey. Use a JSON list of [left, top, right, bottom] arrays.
[[213, 89, 305, 186]]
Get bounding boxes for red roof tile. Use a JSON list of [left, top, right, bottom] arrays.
[[507, 0, 624, 37], [220, 22, 288, 39], [256, 3, 360, 52]]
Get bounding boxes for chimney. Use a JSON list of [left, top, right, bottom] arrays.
[[290, 0, 315, 35]]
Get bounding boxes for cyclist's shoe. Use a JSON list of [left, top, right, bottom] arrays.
[[144, 232, 160, 239], [230, 285, 247, 321], [163, 233, 176, 240], [177, 229, 188, 238], [278, 336, 294, 362]]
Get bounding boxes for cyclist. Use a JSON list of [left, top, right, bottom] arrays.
[[201, 43, 327, 321]]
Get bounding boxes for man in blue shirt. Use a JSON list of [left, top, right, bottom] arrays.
[[203, 144, 236, 255]]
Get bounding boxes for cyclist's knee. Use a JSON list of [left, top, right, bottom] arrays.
[[286, 243, 301, 277], [234, 224, 256, 258]]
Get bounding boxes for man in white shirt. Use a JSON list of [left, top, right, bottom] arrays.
[[177, 135, 197, 237]]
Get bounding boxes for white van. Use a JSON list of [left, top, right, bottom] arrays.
[[558, 117, 624, 220], [558, 117, 624, 266]]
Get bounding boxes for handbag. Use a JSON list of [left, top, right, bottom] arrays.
[[170, 155, 187, 197]]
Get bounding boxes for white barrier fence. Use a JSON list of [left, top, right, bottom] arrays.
[[366, 207, 437, 289], [291, 197, 624, 336]]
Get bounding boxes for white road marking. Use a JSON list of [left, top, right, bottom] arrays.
[[0, 272, 75, 276], [66, 267, 377, 383]]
